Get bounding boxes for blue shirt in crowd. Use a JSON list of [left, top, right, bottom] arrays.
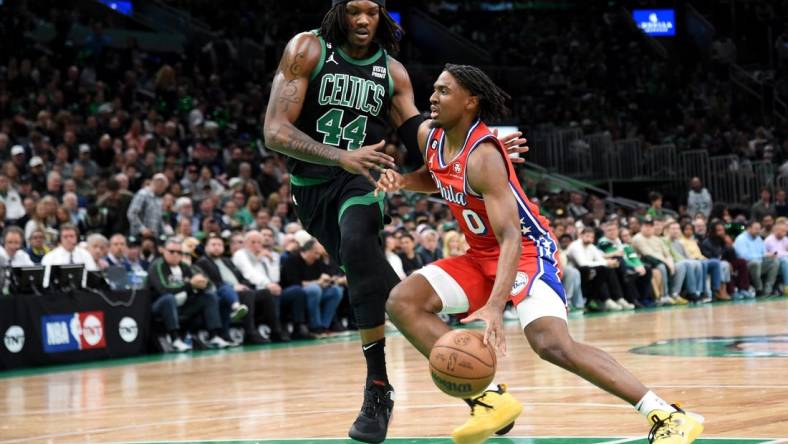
[[733, 231, 766, 261]]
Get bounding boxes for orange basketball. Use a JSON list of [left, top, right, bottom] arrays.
[[429, 329, 496, 398]]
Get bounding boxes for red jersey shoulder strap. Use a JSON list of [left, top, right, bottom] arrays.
[[460, 121, 515, 197]]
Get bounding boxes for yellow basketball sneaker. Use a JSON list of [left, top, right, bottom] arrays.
[[647, 404, 704, 444], [451, 384, 523, 444]]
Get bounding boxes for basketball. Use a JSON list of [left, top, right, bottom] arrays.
[[429, 330, 496, 398]]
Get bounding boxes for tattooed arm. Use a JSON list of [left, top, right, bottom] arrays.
[[263, 33, 338, 164], [263, 33, 395, 182]]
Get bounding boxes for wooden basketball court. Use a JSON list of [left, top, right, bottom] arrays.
[[1, 298, 787, 443]]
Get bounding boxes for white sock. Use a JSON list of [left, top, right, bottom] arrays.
[[635, 391, 676, 417]]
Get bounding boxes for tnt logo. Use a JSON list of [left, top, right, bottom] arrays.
[[42, 311, 106, 353], [4, 326, 25, 353]]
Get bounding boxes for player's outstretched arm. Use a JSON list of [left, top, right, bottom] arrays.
[[375, 120, 437, 195], [375, 166, 436, 196], [264, 33, 395, 184], [460, 142, 522, 355]]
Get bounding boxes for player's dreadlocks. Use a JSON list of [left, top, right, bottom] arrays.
[[444, 64, 511, 122], [320, 3, 404, 54]]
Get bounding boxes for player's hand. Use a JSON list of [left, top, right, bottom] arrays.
[[460, 303, 507, 356], [337, 140, 396, 186], [374, 168, 405, 197], [492, 128, 529, 164]]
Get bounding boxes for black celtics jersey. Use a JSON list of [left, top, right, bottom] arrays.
[[289, 30, 393, 180]]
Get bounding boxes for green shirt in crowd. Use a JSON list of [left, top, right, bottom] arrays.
[[597, 236, 644, 269]]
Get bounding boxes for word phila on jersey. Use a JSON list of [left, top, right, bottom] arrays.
[[426, 119, 559, 260]]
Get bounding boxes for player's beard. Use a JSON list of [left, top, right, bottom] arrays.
[[429, 119, 443, 129]]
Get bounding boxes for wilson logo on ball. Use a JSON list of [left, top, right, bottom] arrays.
[[430, 371, 473, 394]]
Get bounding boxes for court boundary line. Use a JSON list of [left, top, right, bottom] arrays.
[[108, 437, 785, 444], [598, 439, 649, 444]]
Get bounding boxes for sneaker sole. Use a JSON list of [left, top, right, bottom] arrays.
[[348, 413, 392, 444], [495, 421, 515, 435], [452, 400, 523, 444], [348, 427, 387, 444], [347, 392, 394, 444]]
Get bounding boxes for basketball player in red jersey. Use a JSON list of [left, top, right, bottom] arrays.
[[376, 64, 704, 444]]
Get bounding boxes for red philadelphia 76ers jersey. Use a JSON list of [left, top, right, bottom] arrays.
[[425, 119, 562, 277]]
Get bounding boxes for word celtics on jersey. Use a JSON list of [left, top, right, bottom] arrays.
[[290, 30, 393, 180]]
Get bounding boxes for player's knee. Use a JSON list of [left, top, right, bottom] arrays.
[[339, 228, 374, 263], [531, 335, 575, 367], [386, 283, 410, 317]]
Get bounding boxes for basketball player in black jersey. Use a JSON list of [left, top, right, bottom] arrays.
[[264, 2, 525, 442]]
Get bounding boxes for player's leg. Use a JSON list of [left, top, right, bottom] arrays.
[[385, 272, 450, 357], [338, 203, 400, 443], [338, 203, 399, 376], [521, 279, 703, 443], [387, 258, 522, 444]]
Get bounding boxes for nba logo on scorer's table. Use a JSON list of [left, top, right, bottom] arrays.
[[41, 311, 106, 353]]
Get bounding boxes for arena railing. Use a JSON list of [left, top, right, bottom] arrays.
[[678, 150, 710, 188], [642, 144, 678, 180]]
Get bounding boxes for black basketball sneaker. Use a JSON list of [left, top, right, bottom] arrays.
[[348, 380, 395, 443]]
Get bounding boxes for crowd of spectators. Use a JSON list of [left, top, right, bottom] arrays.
[[421, 1, 788, 180], [0, 2, 786, 353]]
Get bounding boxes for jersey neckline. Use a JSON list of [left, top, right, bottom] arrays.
[[336, 45, 384, 66], [437, 119, 481, 169]]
